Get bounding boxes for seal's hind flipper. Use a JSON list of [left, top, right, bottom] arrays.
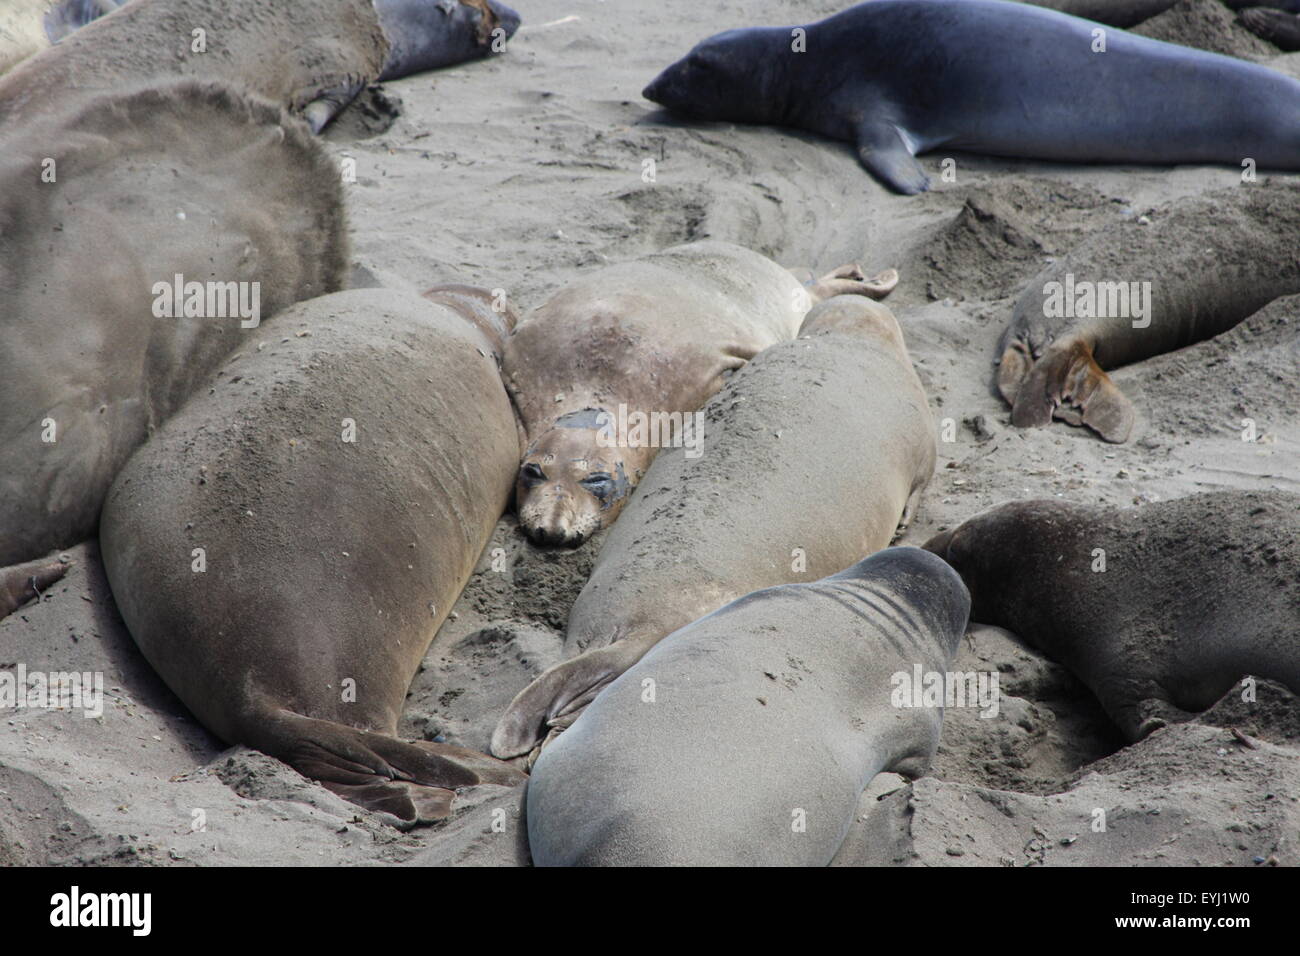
[[807, 263, 900, 301], [0, 554, 71, 619], [1238, 8, 1300, 51], [252, 711, 525, 824], [1010, 338, 1135, 442], [296, 74, 367, 134], [491, 641, 648, 759], [855, 122, 930, 194]]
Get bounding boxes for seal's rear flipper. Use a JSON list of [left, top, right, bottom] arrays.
[[807, 263, 900, 301], [1238, 8, 1300, 51], [252, 711, 525, 824], [1010, 339, 1136, 442], [1, 554, 71, 620], [297, 75, 367, 134], [491, 640, 649, 759], [855, 122, 930, 194]]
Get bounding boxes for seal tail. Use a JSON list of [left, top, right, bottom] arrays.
[[1006, 337, 1136, 443], [0, 554, 71, 621], [243, 708, 525, 824]]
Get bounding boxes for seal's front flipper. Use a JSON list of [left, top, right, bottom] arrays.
[[490, 640, 651, 759], [1010, 338, 1135, 442], [1, 554, 71, 620], [296, 75, 367, 134], [996, 339, 1034, 406], [855, 122, 930, 194], [251, 711, 525, 824]]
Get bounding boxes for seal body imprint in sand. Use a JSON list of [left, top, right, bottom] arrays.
[[925, 491, 1300, 742], [493, 296, 936, 760], [504, 241, 897, 546], [100, 290, 525, 822], [997, 183, 1300, 442], [0, 0, 520, 133], [525, 547, 971, 866], [643, 0, 1300, 193], [0, 81, 346, 571]]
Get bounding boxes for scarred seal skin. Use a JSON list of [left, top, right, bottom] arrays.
[[503, 241, 897, 547], [100, 289, 525, 824], [524, 546, 971, 866], [4, 0, 520, 133], [925, 491, 1300, 742], [643, 0, 1300, 194], [997, 182, 1300, 442], [492, 296, 936, 762]]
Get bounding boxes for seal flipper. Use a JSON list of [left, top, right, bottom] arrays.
[[491, 639, 652, 759], [854, 122, 930, 194], [1010, 338, 1136, 442], [806, 263, 900, 301], [0, 554, 71, 620], [296, 75, 368, 134], [249, 710, 525, 823]]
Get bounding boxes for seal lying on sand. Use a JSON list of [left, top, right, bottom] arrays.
[[1239, 7, 1300, 48], [525, 547, 971, 866], [997, 182, 1300, 442], [504, 242, 897, 546], [494, 296, 936, 761], [2, 0, 521, 133], [643, 0, 1300, 193], [100, 289, 525, 823], [925, 491, 1300, 742], [0, 81, 345, 576]]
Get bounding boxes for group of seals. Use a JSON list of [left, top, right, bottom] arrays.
[[525, 547, 971, 866], [643, 0, 1300, 194], [925, 491, 1300, 742], [494, 295, 937, 761], [504, 241, 897, 546], [100, 289, 526, 823], [997, 182, 1300, 442], [0, 0, 519, 133]]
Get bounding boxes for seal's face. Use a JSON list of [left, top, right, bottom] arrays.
[[642, 30, 775, 123], [516, 424, 633, 547]]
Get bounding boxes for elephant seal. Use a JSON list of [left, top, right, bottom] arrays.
[[492, 296, 936, 760], [1, 0, 521, 134], [504, 241, 898, 546], [100, 289, 526, 823], [924, 491, 1300, 742], [1239, 7, 1300, 49], [998, 182, 1300, 442], [0, 81, 345, 572], [642, 0, 1300, 194], [0, 0, 59, 75], [525, 547, 971, 866]]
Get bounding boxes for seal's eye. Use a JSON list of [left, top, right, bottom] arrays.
[[580, 473, 614, 498], [520, 463, 546, 486]]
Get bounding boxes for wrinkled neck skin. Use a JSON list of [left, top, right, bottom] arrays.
[[374, 0, 500, 81]]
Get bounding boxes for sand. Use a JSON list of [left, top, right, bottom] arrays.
[[2, 0, 1297, 866]]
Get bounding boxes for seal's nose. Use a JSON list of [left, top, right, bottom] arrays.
[[642, 77, 662, 102]]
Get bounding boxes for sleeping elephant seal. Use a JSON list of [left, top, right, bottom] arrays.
[[924, 491, 1300, 742], [100, 289, 526, 823], [0, 80, 345, 576], [505, 241, 898, 547], [998, 182, 1300, 442], [642, 0, 1300, 194], [2, 0, 521, 133], [525, 547, 971, 866], [493, 296, 936, 761]]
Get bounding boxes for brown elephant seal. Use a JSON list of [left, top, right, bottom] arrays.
[[100, 289, 526, 823], [998, 182, 1300, 442], [504, 241, 898, 547], [0, 81, 345, 572], [2, 0, 520, 134], [524, 547, 971, 866], [924, 491, 1300, 742], [492, 295, 935, 760]]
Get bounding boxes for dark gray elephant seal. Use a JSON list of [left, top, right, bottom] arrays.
[[493, 296, 936, 761], [643, 0, 1300, 194], [925, 491, 1300, 742], [505, 242, 897, 547], [2, 0, 520, 134], [998, 182, 1300, 442], [525, 547, 970, 866], [1239, 7, 1300, 49], [0, 81, 345, 572], [100, 289, 525, 823]]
